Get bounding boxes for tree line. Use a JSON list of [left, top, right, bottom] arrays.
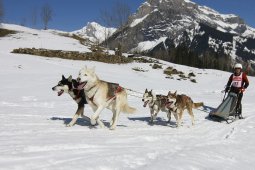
[[152, 45, 233, 72]]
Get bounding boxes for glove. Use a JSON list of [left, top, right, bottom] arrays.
[[225, 87, 230, 92], [239, 88, 245, 93]]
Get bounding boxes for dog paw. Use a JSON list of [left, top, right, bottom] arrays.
[[90, 119, 97, 125], [66, 123, 73, 127], [110, 120, 114, 126], [109, 126, 116, 130]]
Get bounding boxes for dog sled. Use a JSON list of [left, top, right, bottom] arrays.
[[209, 92, 243, 123]]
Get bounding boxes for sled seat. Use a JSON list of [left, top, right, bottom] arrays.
[[209, 92, 239, 121]]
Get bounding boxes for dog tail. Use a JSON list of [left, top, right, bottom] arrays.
[[122, 104, 136, 114], [193, 102, 204, 108], [118, 90, 136, 114]]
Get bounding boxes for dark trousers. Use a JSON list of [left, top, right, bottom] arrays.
[[235, 92, 243, 116]]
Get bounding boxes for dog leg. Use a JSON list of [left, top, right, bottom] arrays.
[[90, 106, 105, 125], [67, 105, 84, 127], [153, 111, 159, 122], [88, 105, 104, 128], [167, 111, 171, 123], [178, 110, 184, 126], [187, 109, 195, 125], [150, 109, 154, 123], [110, 110, 116, 127], [90, 99, 115, 128], [110, 108, 121, 130], [96, 119, 105, 128], [172, 112, 179, 127]]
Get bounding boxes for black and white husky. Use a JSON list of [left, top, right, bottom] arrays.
[[142, 89, 176, 124], [52, 75, 90, 127]]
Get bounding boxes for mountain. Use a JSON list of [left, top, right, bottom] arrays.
[[72, 22, 116, 43], [107, 0, 255, 70]]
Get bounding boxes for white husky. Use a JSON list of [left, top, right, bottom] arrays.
[[77, 66, 136, 130]]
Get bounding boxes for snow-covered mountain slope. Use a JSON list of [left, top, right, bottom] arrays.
[[107, 0, 255, 64], [1, 23, 255, 170], [0, 23, 91, 53], [72, 22, 116, 43]]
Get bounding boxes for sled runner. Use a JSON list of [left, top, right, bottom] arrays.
[[209, 92, 242, 123]]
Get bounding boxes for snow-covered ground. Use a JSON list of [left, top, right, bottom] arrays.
[[0, 24, 255, 170]]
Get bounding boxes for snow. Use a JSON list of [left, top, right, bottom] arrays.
[[216, 26, 227, 33], [244, 47, 255, 55], [130, 14, 149, 28], [72, 22, 116, 43], [130, 37, 167, 52], [0, 23, 91, 53], [1, 24, 255, 170]]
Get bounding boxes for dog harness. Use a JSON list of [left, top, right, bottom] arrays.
[[87, 83, 123, 107], [149, 95, 170, 109]]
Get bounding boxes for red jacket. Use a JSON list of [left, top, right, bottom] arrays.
[[226, 72, 249, 93]]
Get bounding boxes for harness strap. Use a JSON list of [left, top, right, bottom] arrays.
[[108, 85, 123, 100], [89, 85, 123, 107]]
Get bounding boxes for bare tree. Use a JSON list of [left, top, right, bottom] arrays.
[[112, 1, 131, 47], [111, 1, 131, 29], [41, 3, 53, 30], [31, 7, 37, 27], [100, 9, 114, 49], [100, 1, 131, 52], [0, 0, 4, 23]]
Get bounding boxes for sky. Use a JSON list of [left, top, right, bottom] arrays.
[[1, 0, 255, 32]]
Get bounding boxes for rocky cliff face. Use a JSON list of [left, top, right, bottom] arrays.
[[107, 0, 255, 69]]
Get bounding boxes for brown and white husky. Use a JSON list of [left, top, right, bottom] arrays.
[[167, 91, 204, 127]]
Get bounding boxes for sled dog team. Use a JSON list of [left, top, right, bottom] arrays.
[[52, 66, 204, 130]]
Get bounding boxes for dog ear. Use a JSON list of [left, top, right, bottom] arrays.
[[145, 88, 148, 92], [62, 75, 65, 80], [174, 91, 177, 96], [68, 75, 72, 82], [149, 89, 153, 95], [167, 91, 171, 96]]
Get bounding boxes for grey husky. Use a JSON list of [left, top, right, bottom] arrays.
[[142, 89, 176, 124], [52, 75, 90, 127]]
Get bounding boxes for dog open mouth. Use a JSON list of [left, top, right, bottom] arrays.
[[143, 100, 149, 107], [58, 90, 64, 96], [165, 101, 174, 108], [77, 82, 87, 90]]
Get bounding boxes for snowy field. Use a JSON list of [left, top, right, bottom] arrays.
[[0, 24, 255, 170]]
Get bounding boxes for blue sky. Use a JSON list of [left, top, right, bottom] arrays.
[[2, 0, 255, 31]]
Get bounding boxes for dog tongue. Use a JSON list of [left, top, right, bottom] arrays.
[[143, 101, 148, 107], [58, 90, 64, 96], [77, 82, 86, 90], [166, 101, 173, 108]]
